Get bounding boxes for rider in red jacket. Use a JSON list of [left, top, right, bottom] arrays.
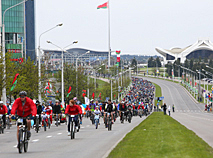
[[11, 91, 37, 147], [0, 101, 8, 128], [65, 100, 82, 136]]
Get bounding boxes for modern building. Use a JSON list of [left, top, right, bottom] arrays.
[[42, 48, 110, 70], [1, 0, 36, 61], [156, 39, 213, 64]]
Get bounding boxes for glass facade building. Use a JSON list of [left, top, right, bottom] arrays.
[[1, 0, 35, 61]]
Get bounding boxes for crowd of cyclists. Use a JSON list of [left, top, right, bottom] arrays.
[[0, 77, 155, 153]]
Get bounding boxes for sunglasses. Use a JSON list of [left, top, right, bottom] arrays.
[[20, 96, 26, 98]]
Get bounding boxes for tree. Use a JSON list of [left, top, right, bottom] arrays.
[[156, 57, 161, 67], [131, 58, 137, 73], [189, 59, 194, 69]]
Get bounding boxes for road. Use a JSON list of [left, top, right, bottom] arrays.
[[142, 77, 213, 148], [0, 115, 146, 158]]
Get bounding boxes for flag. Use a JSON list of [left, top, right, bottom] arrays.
[[91, 93, 95, 99], [116, 50, 121, 55], [82, 90, 86, 93], [97, 2, 108, 9], [66, 86, 72, 98], [82, 93, 86, 98], [114, 94, 116, 99], [11, 73, 19, 91], [99, 93, 102, 100], [117, 54, 120, 62]]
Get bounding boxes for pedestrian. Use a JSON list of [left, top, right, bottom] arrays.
[[162, 103, 167, 115], [172, 104, 175, 112], [168, 105, 171, 116]]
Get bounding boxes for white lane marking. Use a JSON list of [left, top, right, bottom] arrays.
[[57, 133, 62, 135], [13, 145, 17, 148], [46, 135, 52, 138], [32, 139, 39, 142]]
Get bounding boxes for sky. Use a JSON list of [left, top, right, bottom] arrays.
[[36, 0, 213, 56]]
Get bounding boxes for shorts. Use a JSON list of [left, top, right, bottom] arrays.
[[17, 114, 32, 126]]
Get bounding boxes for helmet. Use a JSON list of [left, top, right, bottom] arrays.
[[0, 101, 3, 104], [96, 106, 99, 108], [36, 100, 40, 104], [73, 97, 77, 101], [121, 101, 124, 104], [90, 99, 94, 102], [19, 91, 27, 96], [55, 100, 60, 103]]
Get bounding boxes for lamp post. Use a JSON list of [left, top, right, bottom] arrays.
[[47, 41, 78, 107], [38, 23, 63, 103], [1, 0, 29, 104], [76, 51, 90, 97]]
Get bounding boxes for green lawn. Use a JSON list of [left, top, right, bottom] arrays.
[[108, 112, 213, 158], [152, 82, 163, 106]]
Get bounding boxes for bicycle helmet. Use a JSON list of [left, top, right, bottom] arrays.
[[55, 100, 60, 103], [19, 91, 27, 96], [0, 101, 3, 104], [73, 97, 77, 101], [90, 99, 94, 102]]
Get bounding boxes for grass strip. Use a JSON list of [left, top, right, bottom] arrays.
[[152, 82, 163, 106], [108, 112, 213, 158]]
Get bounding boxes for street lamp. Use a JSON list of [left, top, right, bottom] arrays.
[[38, 23, 63, 103], [76, 51, 90, 97], [47, 41, 78, 107], [1, 0, 29, 104]]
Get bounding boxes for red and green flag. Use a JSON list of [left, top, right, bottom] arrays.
[[10, 73, 19, 91], [97, 2, 108, 9], [91, 92, 95, 99], [116, 50, 121, 66], [82, 90, 87, 98], [99, 93, 102, 100], [66, 86, 72, 98]]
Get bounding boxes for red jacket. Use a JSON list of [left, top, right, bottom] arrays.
[[65, 104, 82, 115], [85, 105, 90, 111], [0, 105, 8, 114], [11, 97, 37, 117]]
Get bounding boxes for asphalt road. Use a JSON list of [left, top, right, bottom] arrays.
[[0, 115, 147, 158], [142, 76, 213, 148]]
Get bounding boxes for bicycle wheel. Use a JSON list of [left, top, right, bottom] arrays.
[[56, 117, 58, 127], [96, 120, 98, 129], [7, 119, 10, 129], [108, 118, 111, 131], [36, 120, 39, 133], [71, 121, 75, 139], [48, 119, 51, 129], [18, 129, 23, 153], [2, 127, 4, 134], [44, 121, 46, 131], [24, 131, 28, 152]]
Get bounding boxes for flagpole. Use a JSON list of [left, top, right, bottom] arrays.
[[108, 0, 111, 68]]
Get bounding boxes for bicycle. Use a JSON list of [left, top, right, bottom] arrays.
[[42, 114, 48, 131], [47, 115, 51, 129], [138, 109, 143, 118], [54, 114, 60, 127], [94, 113, 100, 129], [0, 114, 4, 134], [90, 111, 95, 125], [68, 115, 76, 139], [17, 116, 32, 153], [127, 111, 132, 123], [34, 114, 40, 133], [107, 113, 112, 131], [6, 115, 11, 129], [104, 112, 108, 128], [120, 111, 125, 123]]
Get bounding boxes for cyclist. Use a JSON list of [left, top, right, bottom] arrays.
[[105, 99, 115, 124], [44, 103, 53, 124], [53, 100, 61, 125], [94, 106, 101, 125], [6, 101, 12, 125], [0, 101, 8, 128], [11, 91, 37, 147], [35, 100, 42, 124], [65, 100, 82, 136], [89, 99, 96, 124], [119, 101, 127, 122]]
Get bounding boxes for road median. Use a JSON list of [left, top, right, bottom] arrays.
[[108, 112, 213, 158]]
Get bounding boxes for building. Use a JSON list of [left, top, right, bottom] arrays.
[[1, 0, 36, 61], [42, 48, 110, 70], [156, 39, 213, 64]]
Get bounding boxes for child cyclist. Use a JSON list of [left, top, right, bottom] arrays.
[[94, 106, 101, 125]]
